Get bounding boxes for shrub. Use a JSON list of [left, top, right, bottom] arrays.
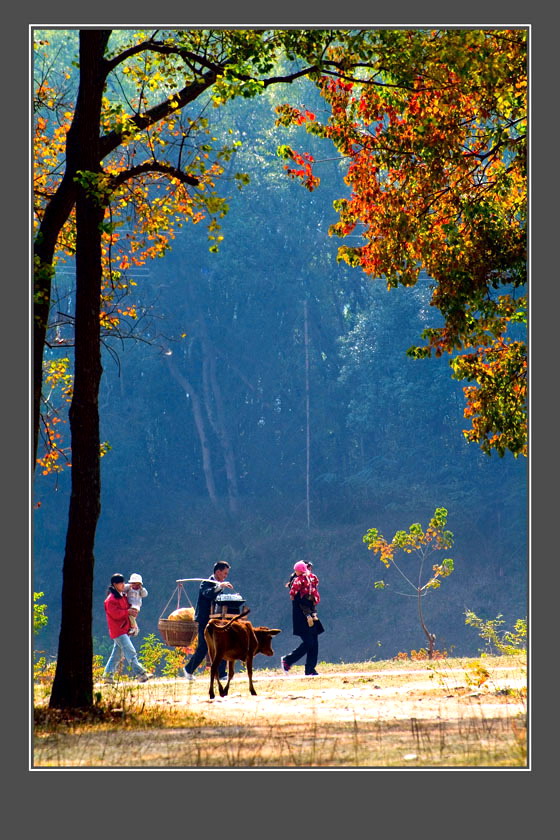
[[464, 610, 527, 656], [138, 633, 188, 677]]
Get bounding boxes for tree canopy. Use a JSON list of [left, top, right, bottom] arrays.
[[278, 28, 527, 456]]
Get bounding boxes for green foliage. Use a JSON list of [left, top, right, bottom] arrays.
[[161, 646, 188, 678], [464, 609, 527, 656], [33, 592, 48, 635], [73, 170, 113, 206], [363, 508, 456, 657], [363, 507, 454, 580], [34, 655, 56, 686], [138, 633, 165, 673], [92, 654, 105, 683], [138, 633, 187, 677], [33, 592, 55, 695], [34, 653, 106, 689]]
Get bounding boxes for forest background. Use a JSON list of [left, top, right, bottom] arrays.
[[32, 28, 527, 675]]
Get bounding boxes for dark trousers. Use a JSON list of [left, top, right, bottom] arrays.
[[284, 627, 319, 674], [185, 623, 226, 679]]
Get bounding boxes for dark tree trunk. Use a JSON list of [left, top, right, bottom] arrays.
[[33, 177, 78, 465], [49, 30, 110, 709]]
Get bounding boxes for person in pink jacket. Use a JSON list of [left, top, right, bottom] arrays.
[[102, 573, 152, 685], [281, 561, 324, 676], [289, 561, 320, 620]]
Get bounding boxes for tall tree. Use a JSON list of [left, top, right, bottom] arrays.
[[277, 28, 527, 457], [48, 30, 110, 707]]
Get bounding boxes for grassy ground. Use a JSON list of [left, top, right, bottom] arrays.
[[33, 655, 527, 769]]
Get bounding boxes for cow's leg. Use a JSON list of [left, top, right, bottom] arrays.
[[209, 660, 219, 700], [246, 654, 257, 695], [221, 661, 234, 697], [215, 661, 228, 697]]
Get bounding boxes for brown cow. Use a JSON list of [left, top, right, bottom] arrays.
[[204, 609, 281, 699]]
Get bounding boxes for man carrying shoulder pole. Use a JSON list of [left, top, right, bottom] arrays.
[[183, 561, 233, 681]]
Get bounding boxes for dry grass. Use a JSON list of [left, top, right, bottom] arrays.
[[33, 655, 527, 769]]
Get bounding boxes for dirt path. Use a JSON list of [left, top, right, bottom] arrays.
[[126, 664, 527, 725], [34, 662, 527, 767]]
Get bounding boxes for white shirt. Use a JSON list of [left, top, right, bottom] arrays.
[[124, 584, 148, 611]]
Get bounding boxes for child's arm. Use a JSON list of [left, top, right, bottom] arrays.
[[289, 577, 303, 600]]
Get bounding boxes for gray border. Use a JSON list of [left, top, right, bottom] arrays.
[[21, 0, 549, 817]]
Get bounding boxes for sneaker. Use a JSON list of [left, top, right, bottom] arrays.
[[137, 672, 152, 683], [305, 670, 319, 676], [280, 657, 291, 674], [184, 670, 196, 681]]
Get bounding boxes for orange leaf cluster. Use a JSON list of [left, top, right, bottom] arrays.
[[281, 29, 527, 456]]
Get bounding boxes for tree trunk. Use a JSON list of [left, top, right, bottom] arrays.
[[49, 30, 110, 709], [199, 320, 239, 514], [33, 177, 78, 465], [165, 352, 219, 508], [303, 300, 311, 529], [418, 588, 436, 660]]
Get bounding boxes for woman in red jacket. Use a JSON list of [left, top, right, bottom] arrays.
[[102, 573, 152, 684]]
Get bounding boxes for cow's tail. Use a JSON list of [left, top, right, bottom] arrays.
[[212, 606, 251, 630]]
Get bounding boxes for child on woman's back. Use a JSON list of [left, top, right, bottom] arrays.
[[289, 561, 320, 626]]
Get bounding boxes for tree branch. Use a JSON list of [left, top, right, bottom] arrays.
[[108, 160, 199, 190], [99, 69, 218, 160]]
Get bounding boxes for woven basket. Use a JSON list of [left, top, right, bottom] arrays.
[[158, 618, 198, 648]]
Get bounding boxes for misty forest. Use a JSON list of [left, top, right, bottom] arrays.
[[33, 29, 527, 710]]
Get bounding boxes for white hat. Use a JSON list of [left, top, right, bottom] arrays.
[[128, 573, 143, 584]]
